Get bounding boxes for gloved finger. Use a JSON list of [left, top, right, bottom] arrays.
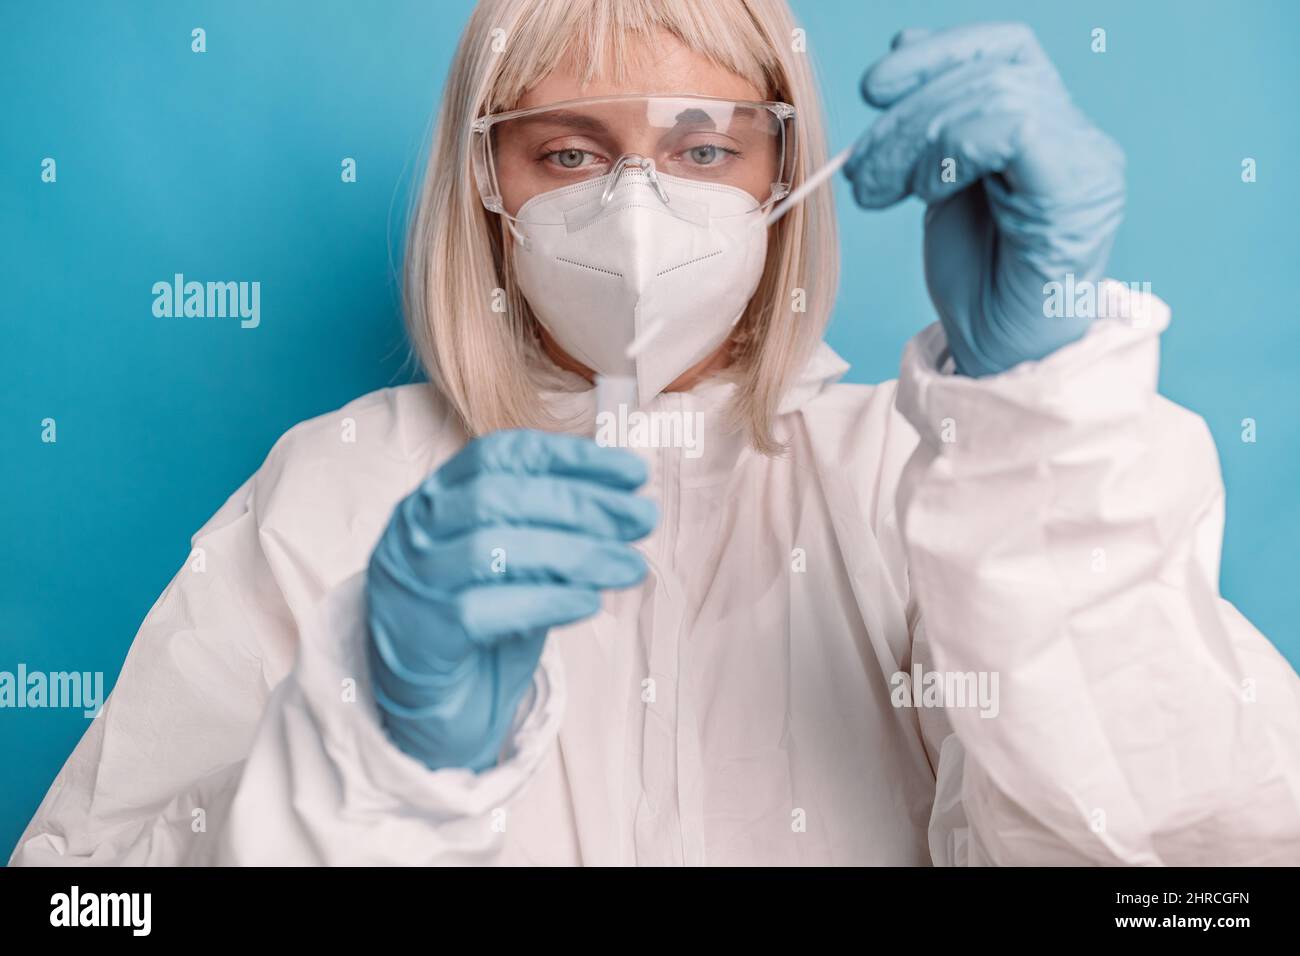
[[423, 472, 658, 541], [901, 95, 1045, 206], [455, 584, 604, 644], [369, 579, 603, 675], [846, 59, 1059, 209], [861, 21, 1052, 109], [890, 27, 931, 51], [904, 93, 1118, 209], [397, 525, 649, 593], [369, 625, 549, 771], [429, 429, 647, 493], [490, 627, 551, 709], [371, 622, 549, 712]]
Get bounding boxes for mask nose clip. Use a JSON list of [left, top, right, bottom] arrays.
[[601, 154, 671, 208]]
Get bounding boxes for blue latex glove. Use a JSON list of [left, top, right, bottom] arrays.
[[366, 429, 657, 772], [844, 23, 1127, 377]]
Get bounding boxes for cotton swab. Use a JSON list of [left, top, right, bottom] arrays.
[[763, 145, 853, 227], [592, 317, 666, 429]]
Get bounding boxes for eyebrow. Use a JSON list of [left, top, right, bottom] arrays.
[[507, 111, 613, 135], [505, 104, 763, 135]]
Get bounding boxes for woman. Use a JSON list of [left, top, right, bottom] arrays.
[[13, 0, 1300, 866]]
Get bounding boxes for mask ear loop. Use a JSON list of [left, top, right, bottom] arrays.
[[505, 216, 528, 248], [473, 119, 532, 248]]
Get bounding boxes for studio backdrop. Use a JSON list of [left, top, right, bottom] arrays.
[[2, 0, 1297, 854]]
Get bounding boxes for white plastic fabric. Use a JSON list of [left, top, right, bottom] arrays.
[[12, 283, 1300, 865]]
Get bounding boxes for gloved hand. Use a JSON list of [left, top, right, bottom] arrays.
[[844, 23, 1127, 377], [366, 429, 657, 772]]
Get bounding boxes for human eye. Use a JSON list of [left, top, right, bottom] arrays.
[[665, 130, 746, 175], [543, 147, 598, 170], [535, 136, 608, 175], [683, 143, 740, 167]]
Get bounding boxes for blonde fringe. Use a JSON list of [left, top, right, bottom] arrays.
[[403, 0, 838, 453]]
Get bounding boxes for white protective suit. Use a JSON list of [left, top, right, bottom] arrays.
[[12, 284, 1300, 865]]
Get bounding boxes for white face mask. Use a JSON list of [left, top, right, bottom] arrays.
[[510, 163, 768, 407]]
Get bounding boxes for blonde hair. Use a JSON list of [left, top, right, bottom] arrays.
[[404, 0, 837, 454]]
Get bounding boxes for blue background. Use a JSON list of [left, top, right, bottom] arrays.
[[2, 0, 1297, 857]]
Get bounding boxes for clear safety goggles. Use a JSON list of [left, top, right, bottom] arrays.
[[471, 94, 796, 224]]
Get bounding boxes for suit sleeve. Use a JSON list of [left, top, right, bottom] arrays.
[[896, 282, 1300, 865], [10, 446, 565, 866]]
